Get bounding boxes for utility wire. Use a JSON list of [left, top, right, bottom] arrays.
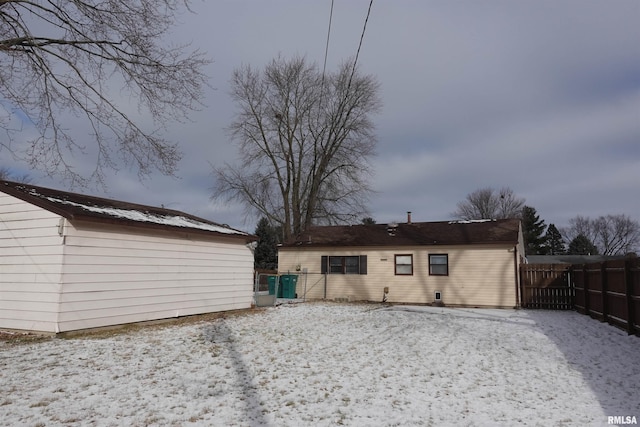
[[321, 0, 335, 85], [322, 0, 374, 90], [347, 0, 374, 90]]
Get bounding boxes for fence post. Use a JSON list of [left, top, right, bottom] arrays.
[[583, 264, 590, 315], [302, 268, 308, 302], [601, 262, 608, 323], [568, 269, 575, 309], [323, 272, 327, 300], [625, 259, 636, 335]]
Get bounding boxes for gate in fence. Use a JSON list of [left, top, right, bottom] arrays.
[[520, 264, 572, 310]]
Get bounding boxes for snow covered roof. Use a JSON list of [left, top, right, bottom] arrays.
[[282, 218, 521, 248], [0, 179, 254, 240]]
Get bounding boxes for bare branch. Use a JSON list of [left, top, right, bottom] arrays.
[[562, 214, 640, 255], [451, 187, 524, 220], [1, 0, 210, 185]]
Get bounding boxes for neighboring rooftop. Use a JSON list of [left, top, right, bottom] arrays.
[[281, 218, 521, 248], [0, 179, 253, 240], [526, 255, 627, 265]]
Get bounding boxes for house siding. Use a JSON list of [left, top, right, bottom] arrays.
[[56, 221, 253, 332], [278, 244, 519, 308], [0, 193, 64, 332]]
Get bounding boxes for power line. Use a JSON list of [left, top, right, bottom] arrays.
[[321, 0, 374, 100], [321, 0, 335, 84], [348, 0, 374, 90]]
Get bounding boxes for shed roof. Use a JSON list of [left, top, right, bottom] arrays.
[[0, 179, 254, 241], [281, 218, 521, 248]]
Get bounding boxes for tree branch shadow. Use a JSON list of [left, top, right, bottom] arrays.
[[202, 319, 271, 426]]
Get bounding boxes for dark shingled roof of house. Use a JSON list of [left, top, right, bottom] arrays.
[[280, 218, 521, 248], [0, 179, 255, 241]]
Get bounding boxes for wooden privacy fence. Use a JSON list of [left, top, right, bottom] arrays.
[[573, 258, 640, 336], [520, 264, 572, 310], [521, 258, 640, 336]]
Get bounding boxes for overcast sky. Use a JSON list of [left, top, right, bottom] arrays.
[[5, 1, 640, 233]]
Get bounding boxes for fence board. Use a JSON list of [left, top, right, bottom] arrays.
[[520, 264, 570, 288], [524, 287, 573, 310]]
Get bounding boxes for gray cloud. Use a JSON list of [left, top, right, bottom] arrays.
[[6, 0, 639, 234]]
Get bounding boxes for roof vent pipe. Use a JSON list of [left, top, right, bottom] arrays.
[[407, 211, 412, 224]]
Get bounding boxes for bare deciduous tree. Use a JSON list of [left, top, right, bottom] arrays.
[[563, 214, 640, 255], [561, 215, 598, 246], [452, 187, 525, 220], [1, 0, 209, 186], [212, 56, 381, 241]]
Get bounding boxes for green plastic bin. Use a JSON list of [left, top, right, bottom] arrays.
[[267, 275, 279, 296], [279, 274, 298, 299]]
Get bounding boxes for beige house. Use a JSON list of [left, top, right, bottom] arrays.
[[278, 217, 525, 308], [0, 179, 256, 334]]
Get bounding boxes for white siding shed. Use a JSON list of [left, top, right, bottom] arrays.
[[0, 180, 256, 333]]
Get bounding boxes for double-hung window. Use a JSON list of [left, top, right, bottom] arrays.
[[322, 255, 367, 274], [429, 254, 449, 276], [395, 254, 413, 275]]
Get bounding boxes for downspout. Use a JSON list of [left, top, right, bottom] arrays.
[[55, 217, 66, 334], [245, 241, 258, 307], [513, 245, 520, 308]]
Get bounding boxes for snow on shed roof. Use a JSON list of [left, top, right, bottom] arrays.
[[0, 179, 253, 240]]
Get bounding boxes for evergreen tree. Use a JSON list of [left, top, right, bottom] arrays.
[[543, 224, 566, 255], [567, 234, 599, 255], [361, 217, 376, 225], [254, 217, 280, 270], [521, 206, 547, 255]]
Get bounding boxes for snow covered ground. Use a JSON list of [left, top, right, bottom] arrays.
[[1, 302, 639, 426]]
